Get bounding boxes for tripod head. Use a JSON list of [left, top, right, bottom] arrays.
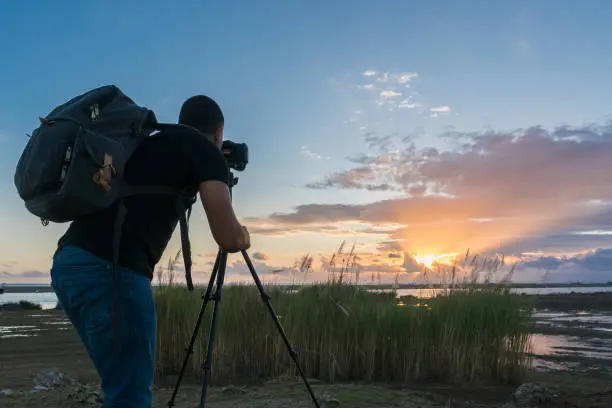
[[229, 171, 238, 189]]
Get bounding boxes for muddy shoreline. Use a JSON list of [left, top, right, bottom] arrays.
[[1, 309, 611, 407], [2, 291, 612, 407]]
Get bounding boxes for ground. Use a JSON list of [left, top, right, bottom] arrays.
[[2, 293, 612, 407]]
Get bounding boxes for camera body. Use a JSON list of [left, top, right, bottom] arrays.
[[222, 140, 248, 171]]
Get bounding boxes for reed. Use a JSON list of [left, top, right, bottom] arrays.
[[153, 246, 533, 386]]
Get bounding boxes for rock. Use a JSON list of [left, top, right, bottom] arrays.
[[318, 392, 340, 407], [513, 383, 557, 408], [221, 385, 248, 395], [32, 368, 76, 391], [462, 401, 489, 408], [67, 383, 103, 406], [325, 398, 341, 407]]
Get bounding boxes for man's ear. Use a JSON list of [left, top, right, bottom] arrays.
[[214, 126, 224, 146]]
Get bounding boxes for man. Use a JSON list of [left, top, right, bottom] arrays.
[[50, 95, 251, 407]]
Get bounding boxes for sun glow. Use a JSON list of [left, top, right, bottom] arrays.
[[414, 254, 439, 268], [413, 253, 458, 268]]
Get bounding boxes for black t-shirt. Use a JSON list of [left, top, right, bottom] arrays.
[[57, 127, 229, 280]]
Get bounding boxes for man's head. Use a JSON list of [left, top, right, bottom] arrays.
[[178, 95, 224, 148]]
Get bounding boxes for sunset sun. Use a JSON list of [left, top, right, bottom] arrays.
[[414, 254, 439, 268], [413, 253, 458, 269]]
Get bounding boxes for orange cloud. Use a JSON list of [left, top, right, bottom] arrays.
[[245, 121, 612, 281]]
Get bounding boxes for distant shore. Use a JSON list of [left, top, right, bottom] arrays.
[[2, 282, 612, 294], [2, 285, 54, 293]]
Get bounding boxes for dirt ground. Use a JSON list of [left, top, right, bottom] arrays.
[[2, 297, 612, 407]]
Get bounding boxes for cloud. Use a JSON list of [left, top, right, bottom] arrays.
[[397, 73, 418, 84], [248, 120, 612, 281], [377, 241, 404, 252], [252, 252, 270, 261], [0, 261, 49, 282], [1, 270, 47, 279], [429, 106, 452, 118], [218, 258, 318, 284], [300, 145, 328, 161], [379, 90, 402, 99], [521, 256, 565, 270], [352, 69, 459, 115], [19, 271, 47, 278], [497, 214, 612, 255], [155, 255, 304, 285], [399, 100, 420, 109], [352, 70, 424, 112], [1, 261, 18, 269], [373, 71, 418, 85], [401, 252, 424, 273], [517, 248, 612, 283]]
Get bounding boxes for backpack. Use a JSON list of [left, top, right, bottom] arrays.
[[14, 84, 198, 290]]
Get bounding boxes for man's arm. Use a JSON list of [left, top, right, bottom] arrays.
[[184, 131, 250, 253], [198, 180, 250, 253]]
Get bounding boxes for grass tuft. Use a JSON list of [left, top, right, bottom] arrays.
[[0, 300, 43, 310], [153, 246, 534, 386]]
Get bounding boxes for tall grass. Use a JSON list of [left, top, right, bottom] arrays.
[[154, 246, 533, 386]]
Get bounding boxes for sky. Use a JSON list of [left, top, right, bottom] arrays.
[[2, 1, 612, 286]]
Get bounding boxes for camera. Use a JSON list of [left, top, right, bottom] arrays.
[[222, 140, 248, 171]]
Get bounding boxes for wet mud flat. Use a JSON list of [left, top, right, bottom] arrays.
[[2, 293, 612, 407], [527, 292, 612, 377]]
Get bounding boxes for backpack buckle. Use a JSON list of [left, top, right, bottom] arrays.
[[92, 153, 116, 192]]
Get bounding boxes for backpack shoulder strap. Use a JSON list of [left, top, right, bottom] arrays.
[[116, 184, 198, 290]]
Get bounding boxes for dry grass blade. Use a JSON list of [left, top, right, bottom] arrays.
[[152, 245, 533, 387]]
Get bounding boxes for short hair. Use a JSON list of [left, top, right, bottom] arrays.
[[178, 95, 224, 134]]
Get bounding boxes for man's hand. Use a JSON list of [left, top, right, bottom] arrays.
[[198, 180, 250, 253], [240, 226, 251, 251]]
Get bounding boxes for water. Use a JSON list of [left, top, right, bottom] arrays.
[[391, 286, 612, 298], [0, 315, 70, 338], [530, 333, 612, 359], [2, 285, 612, 309], [546, 313, 612, 324], [528, 309, 612, 374], [0, 292, 58, 309]]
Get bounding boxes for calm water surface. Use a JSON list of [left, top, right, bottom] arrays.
[[2, 285, 612, 310]]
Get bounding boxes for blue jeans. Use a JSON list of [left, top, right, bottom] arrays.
[[51, 245, 156, 408]]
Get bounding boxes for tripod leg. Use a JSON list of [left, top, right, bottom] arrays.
[[199, 250, 228, 408], [241, 250, 321, 408], [167, 249, 222, 408]]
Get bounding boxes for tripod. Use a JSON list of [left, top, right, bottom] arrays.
[[167, 173, 320, 408]]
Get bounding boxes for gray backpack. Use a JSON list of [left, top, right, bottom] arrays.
[[14, 85, 197, 289]]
